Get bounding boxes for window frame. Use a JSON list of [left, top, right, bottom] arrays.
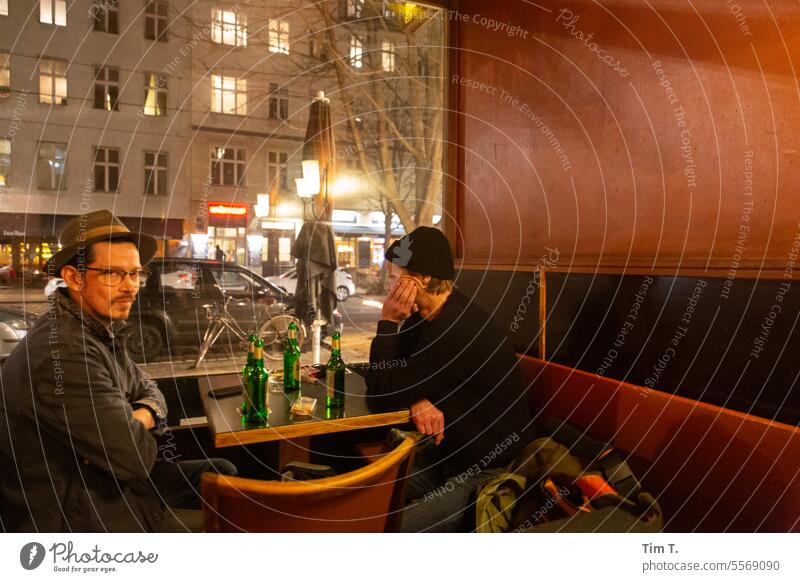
[[143, 72, 168, 116], [37, 141, 67, 191], [0, 52, 9, 96], [346, 0, 364, 19], [94, 65, 120, 111], [39, 59, 67, 105], [211, 74, 247, 116], [211, 8, 247, 47], [144, 150, 168, 195], [0, 138, 10, 188], [268, 83, 288, 120], [144, 0, 168, 41], [40, 0, 66, 26], [92, 0, 119, 34], [268, 18, 290, 54], [93, 146, 120, 193], [267, 151, 289, 191], [381, 41, 396, 72], [349, 35, 363, 69], [210, 147, 246, 187]]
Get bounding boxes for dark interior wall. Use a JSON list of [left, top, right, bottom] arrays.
[[454, 0, 800, 269]]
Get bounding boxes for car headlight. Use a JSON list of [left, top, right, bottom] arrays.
[[8, 319, 28, 339]]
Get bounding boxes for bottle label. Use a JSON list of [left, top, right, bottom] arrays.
[[326, 370, 335, 399]]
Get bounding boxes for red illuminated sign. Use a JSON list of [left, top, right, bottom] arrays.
[[209, 203, 248, 216], [207, 202, 249, 228]]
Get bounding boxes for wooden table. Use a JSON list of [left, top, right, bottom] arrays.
[[198, 371, 410, 467]]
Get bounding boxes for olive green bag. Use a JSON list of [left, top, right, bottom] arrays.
[[475, 436, 663, 533]]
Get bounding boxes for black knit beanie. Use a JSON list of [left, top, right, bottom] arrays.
[[385, 226, 455, 280]]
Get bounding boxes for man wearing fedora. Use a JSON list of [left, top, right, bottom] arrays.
[[0, 210, 236, 532]]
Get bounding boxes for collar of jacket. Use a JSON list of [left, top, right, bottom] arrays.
[[53, 289, 124, 343]]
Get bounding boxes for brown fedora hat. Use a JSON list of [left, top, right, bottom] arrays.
[[44, 210, 158, 277]]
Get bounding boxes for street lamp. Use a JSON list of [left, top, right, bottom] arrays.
[[295, 157, 329, 221]]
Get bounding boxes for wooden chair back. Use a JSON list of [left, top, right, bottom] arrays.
[[201, 437, 416, 532]]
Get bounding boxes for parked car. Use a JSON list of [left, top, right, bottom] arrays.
[[120, 259, 294, 362], [0, 306, 35, 362], [120, 259, 340, 362], [266, 267, 356, 301], [0, 264, 18, 285]]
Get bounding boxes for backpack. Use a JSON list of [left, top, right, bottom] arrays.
[[475, 421, 663, 533]]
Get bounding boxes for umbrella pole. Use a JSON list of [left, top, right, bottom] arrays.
[[311, 293, 322, 365]]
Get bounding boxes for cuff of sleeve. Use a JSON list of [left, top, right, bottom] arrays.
[[377, 320, 401, 335], [132, 401, 165, 427]]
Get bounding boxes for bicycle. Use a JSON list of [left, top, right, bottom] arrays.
[[193, 294, 307, 368]]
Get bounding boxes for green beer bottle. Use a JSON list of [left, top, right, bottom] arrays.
[[241, 334, 256, 415], [325, 331, 345, 408], [245, 339, 268, 423], [283, 321, 301, 392]]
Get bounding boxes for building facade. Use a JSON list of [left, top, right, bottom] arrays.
[[0, 0, 192, 273], [0, 0, 442, 278]]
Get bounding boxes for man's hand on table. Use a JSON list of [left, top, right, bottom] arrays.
[[381, 278, 418, 323], [410, 399, 444, 445], [131, 407, 156, 430]]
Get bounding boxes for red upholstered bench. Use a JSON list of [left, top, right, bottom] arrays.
[[518, 354, 800, 532]]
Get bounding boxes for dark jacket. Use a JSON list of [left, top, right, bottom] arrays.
[[366, 289, 533, 474], [0, 290, 168, 532]]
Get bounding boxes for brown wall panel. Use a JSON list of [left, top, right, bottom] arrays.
[[455, 0, 800, 269]]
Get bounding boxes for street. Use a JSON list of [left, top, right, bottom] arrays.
[[0, 285, 384, 378]]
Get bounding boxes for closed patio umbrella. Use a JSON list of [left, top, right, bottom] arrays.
[[293, 91, 337, 362]]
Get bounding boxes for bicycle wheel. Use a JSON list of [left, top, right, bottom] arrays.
[[194, 320, 225, 368], [259, 315, 306, 361]]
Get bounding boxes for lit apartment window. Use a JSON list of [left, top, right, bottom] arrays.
[[381, 41, 396, 72], [211, 147, 245, 186], [0, 52, 9, 97], [212, 74, 247, 115], [145, 0, 168, 41], [346, 0, 364, 18], [37, 142, 67, 190], [144, 151, 167, 195], [39, 59, 67, 105], [268, 19, 289, 54], [92, 0, 118, 34], [93, 147, 119, 192], [212, 9, 246, 47], [0, 139, 10, 188], [40, 0, 66, 26], [1, 0, 8, 17], [143, 72, 167, 116], [94, 66, 120, 111], [349, 36, 363, 69], [267, 151, 288, 190], [268, 83, 288, 120]]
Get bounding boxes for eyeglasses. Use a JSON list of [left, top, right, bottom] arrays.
[[82, 267, 150, 287]]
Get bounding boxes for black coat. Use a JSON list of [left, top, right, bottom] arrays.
[[366, 289, 533, 474], [0, 291, 168, 532]]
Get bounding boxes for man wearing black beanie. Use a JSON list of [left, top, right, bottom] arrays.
[[365, 227, 533, 532]]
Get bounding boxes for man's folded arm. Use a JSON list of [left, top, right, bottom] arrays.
[[128, 360, 168, 432], [366, 319, 463, 411], [35, 347, 158, 481]]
